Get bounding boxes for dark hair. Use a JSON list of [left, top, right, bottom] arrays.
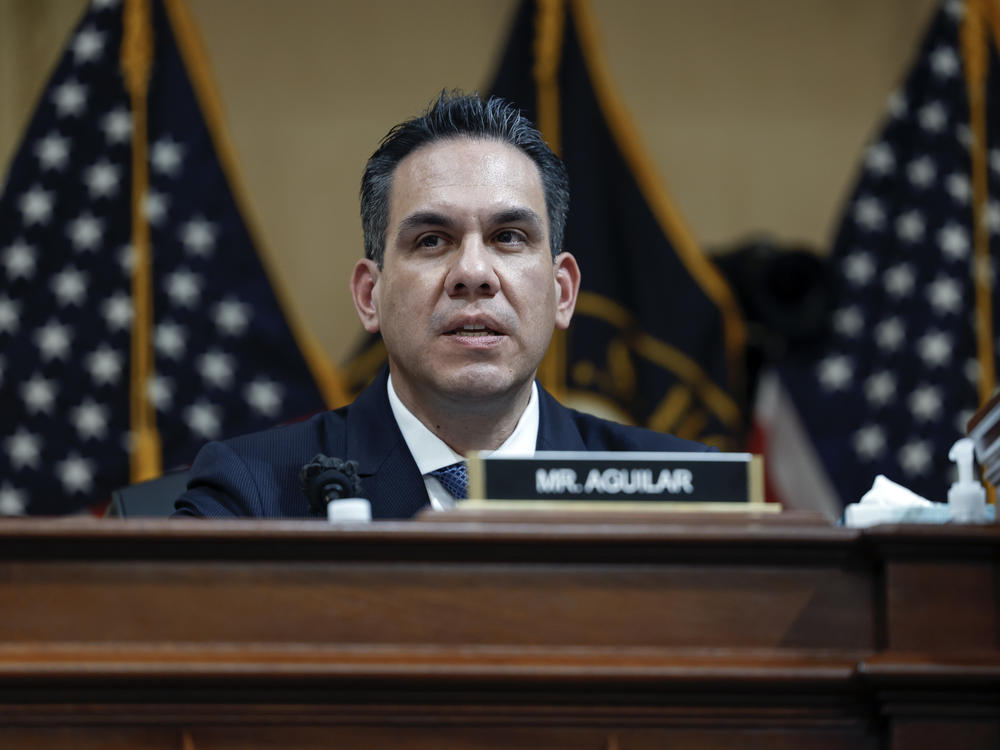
[[360, 91, 569, 267]]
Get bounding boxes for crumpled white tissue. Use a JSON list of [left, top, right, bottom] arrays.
[[857, 474, 934, 507], [843, 474, 950, 528]]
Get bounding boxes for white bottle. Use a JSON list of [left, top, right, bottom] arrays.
[[947, 438, 987, 523]]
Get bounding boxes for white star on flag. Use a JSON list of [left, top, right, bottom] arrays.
[[5, 429, 42, 470], [72, 26, 106, 64], [0, 484, 27, 516], [71, 399, 110, 440], [3, 240, 37, 280], [184, 401, 221, 439], [865, 142, 895, 175], [907, 156, 937, 188], [864, 371, 896, 407], [818, 355, 853, 392], [154, 321, 187, 359], [833, 306, 864, 337], [86, 346, 123, 385], [930, 45, 960, 77], [945, 172, 971, 203], [245, 379, 283, 417], [896, 210, 926, 242], [56, 454, 96, 494], [917, 101, 947, 132], [101, 107, 131, 144], [843, 251, 876, 285], [164, 269, 202, 307], [19, 186, 55, 225], [916, 330, 952, 367], [67, 213, 104, 251], [883, 263, 916, 297], [926, 275, 962, 315], [84, 159, 120, 198], [179, 216, 217, 255], [34, 321, 73, 361], [143, 189, 169, 225], [21, 375, 58, 415], [853, 196, 885, 230], [898, 440, 933, 477], [874, 317, 906, 352], [151, 137, 184, 176], [102, 292, 133, 330], [213, 298, 251, 336], [908, 384, 943, 422], [853, 424, 887, 460], [51, 267, 89, 306], [197, 350, 235, 388], [0, 297, 20, 334], [52, 79, 88, 117], [938, 222, 970, 259], [34, 133, 71, 171]]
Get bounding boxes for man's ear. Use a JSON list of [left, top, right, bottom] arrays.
[[350, 259, 381, 334], [553, 252, 581, 330]]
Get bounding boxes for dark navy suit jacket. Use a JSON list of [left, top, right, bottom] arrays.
[[174, 369, 708, 519]]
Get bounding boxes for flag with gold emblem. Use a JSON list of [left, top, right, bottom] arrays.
[[485, 0, 746, 448]]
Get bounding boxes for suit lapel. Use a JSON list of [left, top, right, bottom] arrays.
[[333, 369, 430, 519], [536, 383, 587, 451]]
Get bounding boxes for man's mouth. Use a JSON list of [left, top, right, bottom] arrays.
[[446, 323, 503, 337]]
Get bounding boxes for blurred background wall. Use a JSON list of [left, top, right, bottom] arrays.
[[0, 0, 938, 364]]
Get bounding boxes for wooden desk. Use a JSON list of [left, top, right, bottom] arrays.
[[0, 514, 996, 749]]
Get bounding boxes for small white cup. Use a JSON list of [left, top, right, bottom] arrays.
[[326, 498, 372, 523]]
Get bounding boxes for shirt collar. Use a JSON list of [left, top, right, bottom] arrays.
[[386, 374, 539, 475]]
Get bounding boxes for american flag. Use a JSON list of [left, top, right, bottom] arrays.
[[0, 0, 338, 514], [767, 0, 1000, 510]]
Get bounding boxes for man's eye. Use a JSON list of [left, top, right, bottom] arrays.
[[496, 230, 524, 244], [417, 235, 441, 248]]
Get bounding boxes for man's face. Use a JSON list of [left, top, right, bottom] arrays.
[[352, 137, 579, 414]]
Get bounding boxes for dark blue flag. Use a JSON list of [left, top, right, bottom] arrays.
[[0, 0, 344, 514], [764, 0, 1000, 511], [488, 0, 746, 449]]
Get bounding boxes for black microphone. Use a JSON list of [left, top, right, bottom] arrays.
[[298, 454, 363, 517]]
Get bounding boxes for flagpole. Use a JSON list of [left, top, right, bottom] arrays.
[[532, 0, 569, 399], [961, 0, 998, 508], [122, 0, 163, 483]]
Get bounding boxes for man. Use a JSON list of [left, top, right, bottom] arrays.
[[174, 92, 706, 518]]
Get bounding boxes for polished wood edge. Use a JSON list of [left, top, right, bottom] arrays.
[[0, 517, 868, 566], [861, 523, 1000, 540], [0, 515, 854, 543], [418, 508, 825, 525], [0, 702, 877, 728], [0, 644, 867, 685], [859, 652, 1000, 683]]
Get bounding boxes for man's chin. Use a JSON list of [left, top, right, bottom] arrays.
[[435, 365, 527, 403]]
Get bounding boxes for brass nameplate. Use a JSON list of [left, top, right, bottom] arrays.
[[465, 451, 769, 511]]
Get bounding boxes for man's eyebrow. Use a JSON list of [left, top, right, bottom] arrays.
[[396, 211, 454, 235], [395, 208, 545, 238], [492, 207, 544, 231]]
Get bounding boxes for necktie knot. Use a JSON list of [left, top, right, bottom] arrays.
[[428, 461, 468, 500]]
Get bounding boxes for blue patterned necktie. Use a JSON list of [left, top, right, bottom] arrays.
[[428, 461, 468, 500]]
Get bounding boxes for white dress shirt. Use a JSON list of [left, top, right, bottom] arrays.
[[386, 374, 539, 509]]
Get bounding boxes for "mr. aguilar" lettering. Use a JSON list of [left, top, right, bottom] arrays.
[[534, 467, 694, 495]]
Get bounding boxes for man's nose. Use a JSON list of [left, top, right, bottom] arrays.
[[445, 237, 499, 297]]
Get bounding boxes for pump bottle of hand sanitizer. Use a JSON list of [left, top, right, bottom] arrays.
[[947, 438, 987, 523]]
